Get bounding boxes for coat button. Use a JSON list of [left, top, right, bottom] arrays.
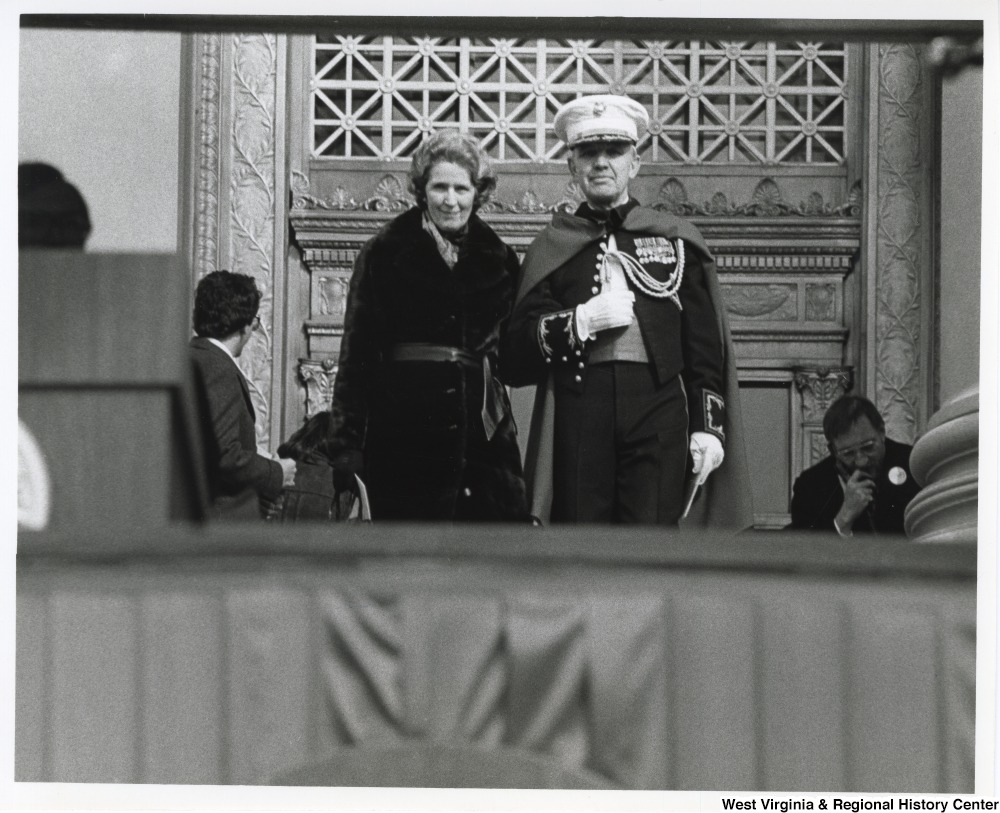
[[545, 357, 552, 364], [575, 349, 582, 356], [561, 355, 568, 361], [591, 286, 599, 294], [574, 375, 582, 382], [578, 362, 585, 369], [463, 487, 472, 497]]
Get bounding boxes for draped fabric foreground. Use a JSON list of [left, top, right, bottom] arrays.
[[320, 589, 673, 788]]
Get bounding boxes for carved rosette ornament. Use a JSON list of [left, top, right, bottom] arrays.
[[872, 44, 929, 443]]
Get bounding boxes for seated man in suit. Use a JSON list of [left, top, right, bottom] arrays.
[[789, 394, 922, 536], [190, 271, 296, 519]]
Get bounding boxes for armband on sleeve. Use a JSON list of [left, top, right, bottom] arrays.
[[697, 388, 726, 443]]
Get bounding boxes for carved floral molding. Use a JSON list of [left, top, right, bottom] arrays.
[[794, 368, 853, 423], [229, 34, 280, 448], [194, 34, 221, 281], [873, 43, 928, 444], [292, 172, 861, 219], [192, 33, 282, 449]]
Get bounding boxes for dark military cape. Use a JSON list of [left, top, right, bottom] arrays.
[[516, 205, 755, 530]]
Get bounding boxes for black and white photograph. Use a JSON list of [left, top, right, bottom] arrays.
[[9, 0, 998, 809]]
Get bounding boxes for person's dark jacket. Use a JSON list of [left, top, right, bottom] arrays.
[[190, 337, 283, 518], [788, 437, 922, 534], [326, 206, 527, 521]]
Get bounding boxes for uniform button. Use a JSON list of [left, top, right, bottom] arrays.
[[545, 357, 552, 364], [578, 362, 585, 369], [591, 286, 599, 294], [446, 387, 457, 395], [561, 355, 568, 361], [593, 275, 600, 281], [574, 375, 582, 382], [463, 487, 472, 497], [575, 349, 582, 356]]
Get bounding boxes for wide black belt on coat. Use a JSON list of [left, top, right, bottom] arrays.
[[388, 343, 508, 441], [389, 343, 480, 368]]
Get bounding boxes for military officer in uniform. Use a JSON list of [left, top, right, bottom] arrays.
[[502, 94, 752, 527]]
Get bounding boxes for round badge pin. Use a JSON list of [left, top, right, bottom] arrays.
[[888, 466, 907, 486]]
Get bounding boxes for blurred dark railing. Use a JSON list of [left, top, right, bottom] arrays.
[[17, 523, 976, 792]]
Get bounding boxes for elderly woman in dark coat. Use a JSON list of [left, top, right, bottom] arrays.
[[326, 130, 528, 521]]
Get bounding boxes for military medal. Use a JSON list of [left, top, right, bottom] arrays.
[[634, 236, 677, 265], [596, 236, 685, 309]]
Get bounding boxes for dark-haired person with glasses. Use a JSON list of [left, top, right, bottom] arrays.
[[190, 270, 296, 519], [789, 394, 922, 536]]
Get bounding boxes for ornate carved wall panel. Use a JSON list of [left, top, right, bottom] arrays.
[[864, 43, 935, 444], [186, 33, 289, 450]]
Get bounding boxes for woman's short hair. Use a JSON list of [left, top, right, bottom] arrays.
[[408, 130, 496, 212], [822, 394, 886, 443], [193, 270, 261, 339]]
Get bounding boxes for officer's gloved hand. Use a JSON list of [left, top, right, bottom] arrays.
[[575, 290, 635, 339], [689, 432, 725, 486], [332, 449, 364, 493]]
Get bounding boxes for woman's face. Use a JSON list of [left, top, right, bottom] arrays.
[[424, 161, 475, 235]]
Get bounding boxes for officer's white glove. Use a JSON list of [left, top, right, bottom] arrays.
[[575, 290, 635, 340], [690, 432, 725, 486]]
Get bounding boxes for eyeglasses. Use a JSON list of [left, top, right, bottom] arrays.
[[832, 437, 882, 465]]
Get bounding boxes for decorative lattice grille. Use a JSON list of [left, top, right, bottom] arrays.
[[312, 37, 848, 165]]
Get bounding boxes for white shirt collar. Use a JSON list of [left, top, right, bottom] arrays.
[[207, 337, 239, 367]]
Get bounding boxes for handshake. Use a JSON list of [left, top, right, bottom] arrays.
[[576, 289, 635, 339]]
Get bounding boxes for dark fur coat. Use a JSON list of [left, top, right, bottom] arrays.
[[327, 206, 528, 521]]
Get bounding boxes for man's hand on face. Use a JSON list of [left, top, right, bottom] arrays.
[[836, 469, 876, 530]]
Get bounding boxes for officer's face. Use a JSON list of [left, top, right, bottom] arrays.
[[424, 161, 476, 235], [568, 141, 640, 210]]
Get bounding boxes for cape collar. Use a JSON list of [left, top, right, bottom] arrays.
[[574, 198, 640, 231], [516, 203, 713, 304]]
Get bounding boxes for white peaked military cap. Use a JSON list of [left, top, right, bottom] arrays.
[[553, 94, 650, 147]]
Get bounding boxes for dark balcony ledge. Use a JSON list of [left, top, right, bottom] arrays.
[[17, 523, 977, 581]]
